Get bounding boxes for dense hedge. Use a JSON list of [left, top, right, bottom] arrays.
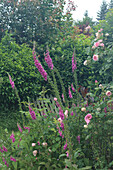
[[0, 33, 45, 111]]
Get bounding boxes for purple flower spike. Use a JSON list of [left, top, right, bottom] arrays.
[[2, 146, 7, 152], [45, 50, 54, 69], [33, 50, 47, 81], [29, 106, 36, 120], [77, 135, 80, 144], [71, 84, 76, 92], [63, 142, 67, 150], [10, 132, 15, 143], [9, 75, 15, 89], [69, 87, 73, 98], [17, 123, 22, 133], [10, 156, 16, 162]]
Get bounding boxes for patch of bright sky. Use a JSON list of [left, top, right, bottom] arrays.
[[70, 0, 110, 21]]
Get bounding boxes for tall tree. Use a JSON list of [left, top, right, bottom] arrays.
[[97, 0, 108, 21], [109, 0, 113, 9]]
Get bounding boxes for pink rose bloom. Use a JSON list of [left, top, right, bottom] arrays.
[[98, 39, 103, 43], [106, 91, 112, 97], [100, 43, 104, 47], [85, 114, 92, 125], [93, 54, 98, 61], [33, 150, 37, 156], [32, 143, 36, 147], [95, 80, 98, 83], [54, 97, 57, 101], [94, 42, 100, 47], [42, 142, 47, 146]]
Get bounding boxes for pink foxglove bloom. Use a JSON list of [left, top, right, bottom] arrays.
[[63, 142, 67, 150], [60, 122, 64, 131], [33, 50, 47, 81], [9, 75, 15, 89], [106, 91, 112, 97], [17, 123, 22, 133], [85, 114, 92, 125], [10, 156, 16, 162], [93, 54, 98, 61], [72, 52, 77, 72], [23, 126, 30, 133], [69, 87, 73, 98], [2, 146, 7, 152], [71, 111, 74, 116], [77, 135, 80, 144], [59, 107, 64, 120], [37, 141, 40, 145], [45, 50, 54, 69], [66, 151, 69, 157], [62, 94, 65, 102], [29, 106, 36, 120], [71, 84, 75, 92], [10, 132, 15, 143]]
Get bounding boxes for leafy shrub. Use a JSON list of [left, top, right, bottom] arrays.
[[0, 33, 44, 111]]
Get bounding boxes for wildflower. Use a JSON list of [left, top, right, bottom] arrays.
[[84, 125, 88, 128], [93, 54, 98, 61], [10, 132, 15, 143], [99, 84, 103, 88], [37, 141, 40, 145], [71, 111, 74, 116], [58, 117, 63, 124], [64, 110, 68, 118], [17, 123, 22, 133], [29, 106, 36, 120], [69, 87, 73, 98], [60, 122, 64, 131], [33, 51, 47, 81], [63, 142, 67, 150], [100, 43, 104, 47], [48, 149, 52, 152], [62, 94, 65, 102], [71, 84, 75, 92], [45, 50, 54, 69], [97, 108, 101, 111], [77, 135, 80, 144], [10, 156, 16, 162], [59, 107, 64, 120], [105, 33, 109, 36], [81, 107, 86, 112], [23, 126, 30, 133], [2, 146, 7, 152], [72, 51, 77, 72], [106, 91, 112, 97], [54, 97, 57, 101], [94, 41, 100, 47], [32, 143, 36, 147], [83, 60, 87, 65], [85, 114, 92, 125], [66, 151, 69, 157], [42, 142, 47, 146], [85, 25, 91, 31], [95, 80, 98, 83], [33, 150, 37, 156], [9, 75, 15, 89]]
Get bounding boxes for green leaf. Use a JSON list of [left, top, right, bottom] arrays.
[[59, 154, 66, 158]]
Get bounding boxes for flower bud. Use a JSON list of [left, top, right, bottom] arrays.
[[81, 107, 86, 112], [33, 150, 37, 156]]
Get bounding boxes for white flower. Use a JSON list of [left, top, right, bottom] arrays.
[[84, 125, 88, 128], [64, 110, 68, 118], [105, 33, 109, 36], [83, 60, 87, 66], [42, 142, 47, 146], [32, 143, 36, 147], [81, 107, 86, 112], [58, 118, 62, 124], [33, 150, 37, 156]]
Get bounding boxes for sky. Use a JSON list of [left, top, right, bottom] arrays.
[[71, 0, 110, 21]]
